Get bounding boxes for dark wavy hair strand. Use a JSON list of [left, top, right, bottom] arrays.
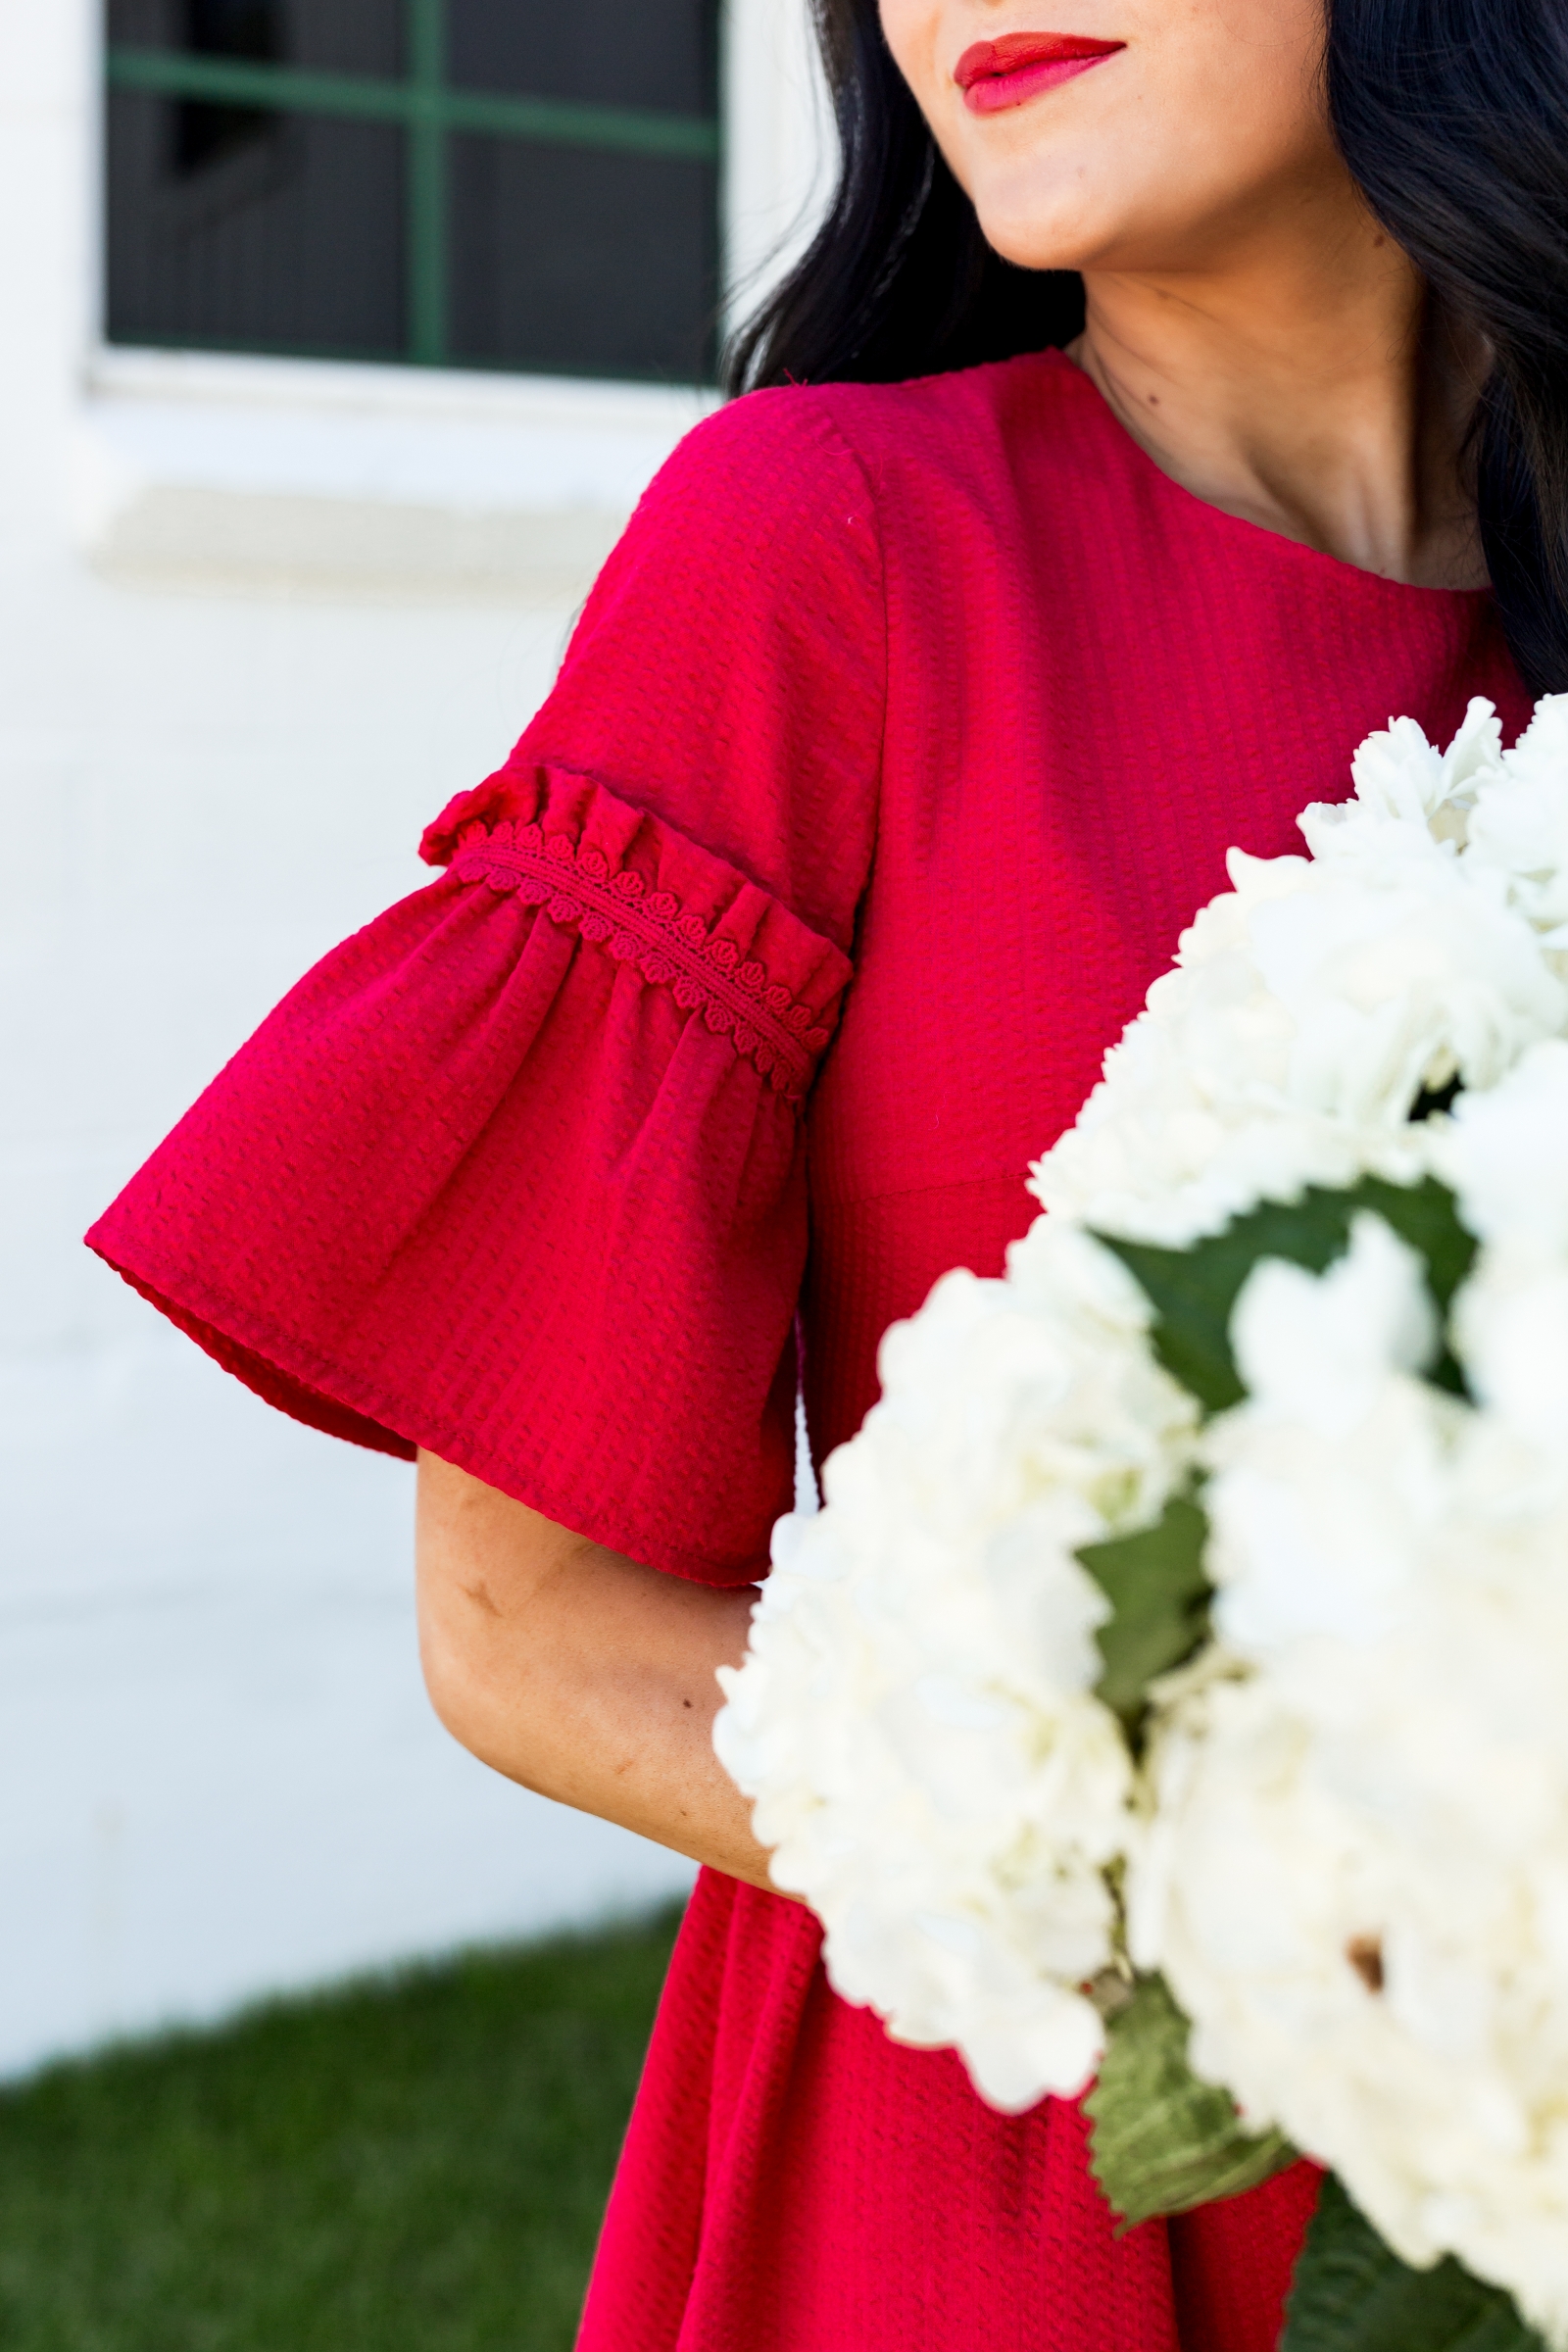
[[1327, 0, 1568, 693], [725, 0, 1568, 696], [721, 0, 1083, 390]]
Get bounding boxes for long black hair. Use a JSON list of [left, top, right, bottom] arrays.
[[724, 0, 1568, 695]]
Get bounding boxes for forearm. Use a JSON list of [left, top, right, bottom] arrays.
[[415, 1452, 780, 1893]]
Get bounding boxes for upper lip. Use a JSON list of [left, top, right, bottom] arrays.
[[954, 31, 1124, 87]]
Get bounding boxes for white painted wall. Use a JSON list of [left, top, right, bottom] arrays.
[[0, 0, 829, 2078]]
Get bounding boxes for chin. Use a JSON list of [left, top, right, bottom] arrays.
[[969, 192, 1104, 278], [955, 142, 1115, 274]]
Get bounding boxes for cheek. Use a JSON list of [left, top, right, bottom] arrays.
[[1141, 0, 1334, 207], [877, 0, 948, 121]]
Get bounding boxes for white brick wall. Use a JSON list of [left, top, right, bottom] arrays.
[[0, 0, 827, 2077]]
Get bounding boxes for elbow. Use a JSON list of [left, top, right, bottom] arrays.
[[413, 1450, 601, 1796], [416, 1569, 560, 1800], [416, 1564, 502, 1761], [413, 1497, 531, 1778], [413, 1451, 580, 1790], [414, 1446, 532, 1767]]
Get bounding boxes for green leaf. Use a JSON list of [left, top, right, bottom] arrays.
[[1284, 2176, 1546, 2352], [1086, 1976, 1296, 2229], [1077, 1494, 1211, 1737], [1096, 1177, 1477, 1414], [1356, 1174, 1478, 1338], [1100, 1196, 1362, 1413]]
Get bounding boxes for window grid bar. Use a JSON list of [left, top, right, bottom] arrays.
[[405, 0, 448, 365], [104, 44, 721, 164]]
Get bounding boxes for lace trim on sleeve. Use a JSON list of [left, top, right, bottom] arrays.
[[448, 817, 836, 1099]]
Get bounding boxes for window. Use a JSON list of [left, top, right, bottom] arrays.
[[104, 1, 723, 385]]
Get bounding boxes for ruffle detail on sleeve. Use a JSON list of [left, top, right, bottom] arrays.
[[422, 765, 847, 1102], [86, 766, 852, 1584]]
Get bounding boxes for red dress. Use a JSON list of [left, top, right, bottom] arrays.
[[88, 351, 1529, 2351]]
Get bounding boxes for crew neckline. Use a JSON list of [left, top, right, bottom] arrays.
[[1036, 345, 1493, 605]]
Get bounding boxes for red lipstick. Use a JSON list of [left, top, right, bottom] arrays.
[[955, 31, 1124, 114]]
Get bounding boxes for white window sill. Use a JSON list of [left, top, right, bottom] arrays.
[[73, 347, 720, 603]]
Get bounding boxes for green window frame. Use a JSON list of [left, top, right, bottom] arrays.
[[106, 0, 723, 372]]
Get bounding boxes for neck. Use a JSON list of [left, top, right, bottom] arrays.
[[1070, 202, 1489, 590]]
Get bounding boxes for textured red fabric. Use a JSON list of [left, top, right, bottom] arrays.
[[88, 351, 1530, 2349]]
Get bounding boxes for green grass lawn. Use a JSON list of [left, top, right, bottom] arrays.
[[0, 1905, 681, 2352]]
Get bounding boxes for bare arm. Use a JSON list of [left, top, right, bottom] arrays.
[[415, 1450, 783, 1894]]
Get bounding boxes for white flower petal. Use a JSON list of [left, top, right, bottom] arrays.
[[714, 1229, 1198, 2112]]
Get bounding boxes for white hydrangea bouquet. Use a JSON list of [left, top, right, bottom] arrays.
[[714, 696, 1568, 2352]]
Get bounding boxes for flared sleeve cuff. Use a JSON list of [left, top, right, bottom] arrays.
[[87, 765, 852, 1585]]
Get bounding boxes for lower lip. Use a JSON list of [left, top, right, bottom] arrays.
[[962, 51, 1117, 115]]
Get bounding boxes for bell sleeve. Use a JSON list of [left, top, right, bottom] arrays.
[[86, 390, 886, 1587]]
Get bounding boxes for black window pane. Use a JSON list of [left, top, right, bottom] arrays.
[[107, 93, 406, 361], [448, 138, 716, 383], [446, 0, 717, 118], [104, 1, 722, 381], [107, 0, 403, 76]]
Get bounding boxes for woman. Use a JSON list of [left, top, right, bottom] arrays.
[[89, 1, 1564, 2344]]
